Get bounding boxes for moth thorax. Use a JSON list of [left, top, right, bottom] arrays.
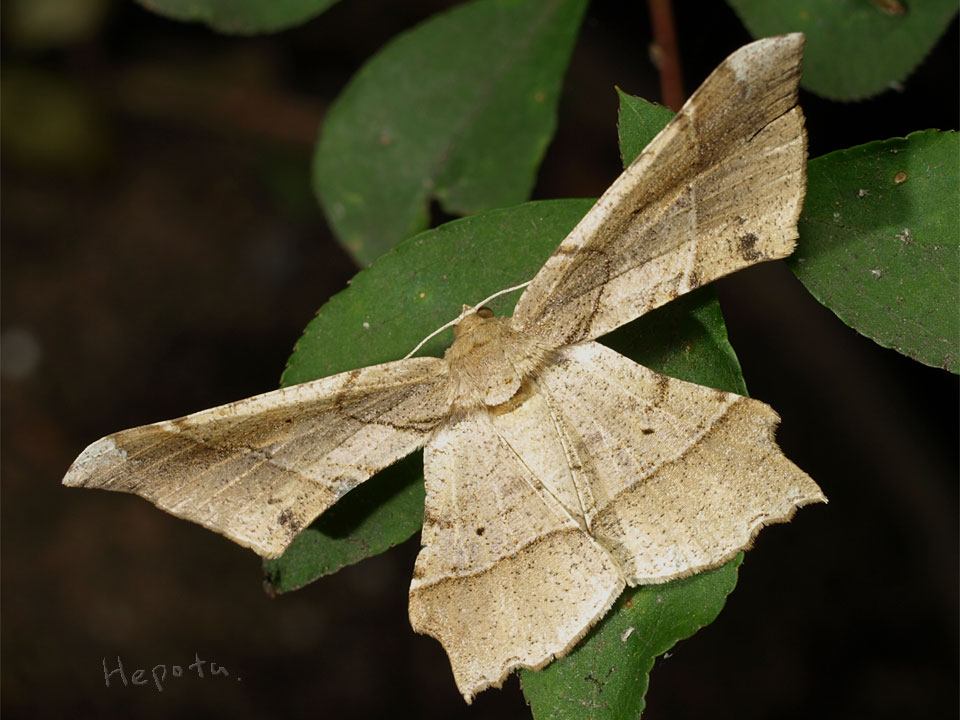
[[446, 307, 549, 408]]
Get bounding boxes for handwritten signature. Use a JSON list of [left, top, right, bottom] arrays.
[[103, 652, 240, 693]]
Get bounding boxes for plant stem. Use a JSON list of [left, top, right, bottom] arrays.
[[647, 0, 685, 110]]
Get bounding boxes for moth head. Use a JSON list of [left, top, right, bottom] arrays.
[[452, 305, 496, 339], [446, 306, 553, 408]]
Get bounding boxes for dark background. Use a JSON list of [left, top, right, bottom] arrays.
[[2, 1, 957, 718]]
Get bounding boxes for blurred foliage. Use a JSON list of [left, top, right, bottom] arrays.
[[135, 0, 340, 34], [728, 0, 958, 99], [312, 0, 588, 264], [4, 0, 110, 51], [1, 67, 111, 171]]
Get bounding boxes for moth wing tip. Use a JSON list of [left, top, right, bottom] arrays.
[[62, 435, 126, 486], [777, 31, 805, 45]]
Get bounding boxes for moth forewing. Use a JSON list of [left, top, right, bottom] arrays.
[[510, 33, 807, 347], [62, 357, 451, 558]]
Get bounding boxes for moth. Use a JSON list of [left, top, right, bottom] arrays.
[[64, 34, 825, 702]]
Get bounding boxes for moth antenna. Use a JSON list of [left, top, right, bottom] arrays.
[[403, 280, 531, 359], [402, 317, 464, 360]]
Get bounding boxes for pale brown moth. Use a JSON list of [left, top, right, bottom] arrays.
[[64, 34, 825, 702]]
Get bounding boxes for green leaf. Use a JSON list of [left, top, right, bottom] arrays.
[[792, 130, 959, 373], [601, 289, 748, 399], [522, 556, 742, 719], [134, 0, 338, 34], [727, 0, 958, 100], [615, 89, 675, 168], [312, 0, 588, 265]]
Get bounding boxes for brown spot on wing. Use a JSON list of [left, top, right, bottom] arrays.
[[738, 233, 762, 262], [423, 507, 454, 530], [654, 374, 670, 405], [277, 509, 303, 535]]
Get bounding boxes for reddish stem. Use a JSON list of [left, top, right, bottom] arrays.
[[647, 0, 685, 110]]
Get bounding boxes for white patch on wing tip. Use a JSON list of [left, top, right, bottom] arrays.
[[62, 436, 125, 486], [727, 36, 791, 85]]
